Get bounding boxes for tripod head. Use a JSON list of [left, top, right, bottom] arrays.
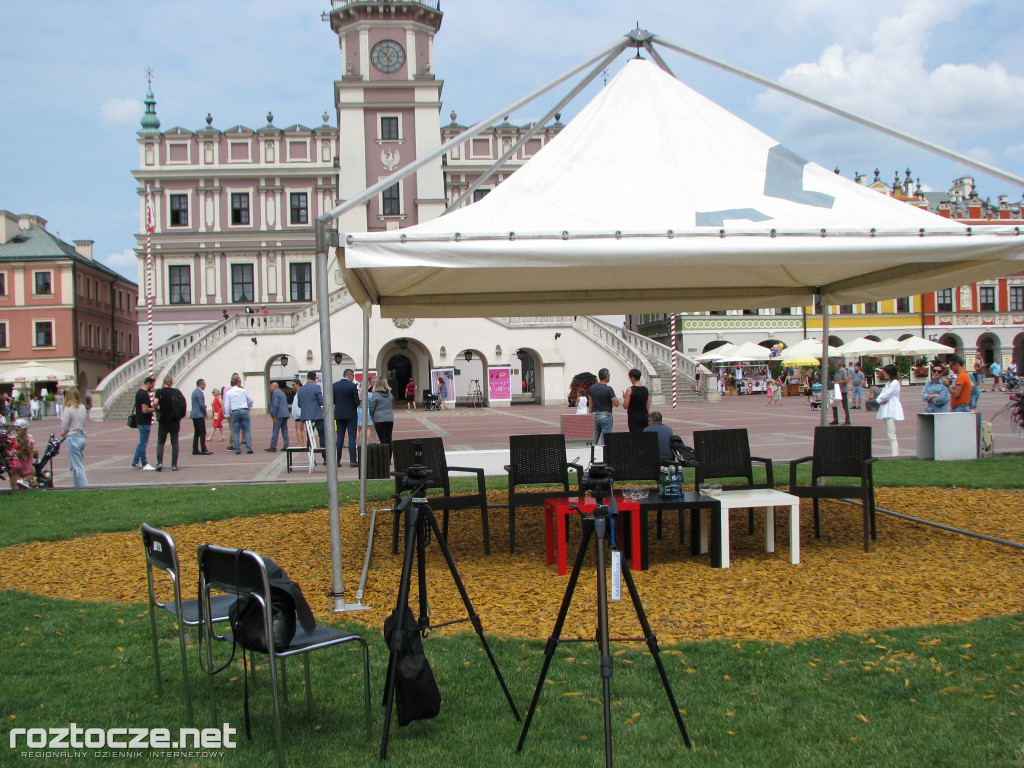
[[401, 440, 434, 492], [580, 462, 615, 509]]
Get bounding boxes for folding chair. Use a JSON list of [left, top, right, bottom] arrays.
[[197, 544, 370, 768], [142, 523, 236, 725]]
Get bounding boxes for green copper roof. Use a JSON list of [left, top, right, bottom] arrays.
[[140, 87, 160, 132]]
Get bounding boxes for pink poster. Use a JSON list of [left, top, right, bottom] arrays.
[[488, 367, 512, 401]]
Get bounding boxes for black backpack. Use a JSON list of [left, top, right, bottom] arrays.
[[172, 389, 188, 420], [383, 604, 441, 726], [670, 435, 696, 466]]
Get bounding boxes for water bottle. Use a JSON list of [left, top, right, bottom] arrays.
[[659, 467, 669, 497]]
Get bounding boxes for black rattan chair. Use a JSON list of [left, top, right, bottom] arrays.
[[601, 431, 685, 540], [391, 437, 491, 554], [504, 433, 583, 553], [198, 544, 370, 768], [142, 523, 236, 725], [692, 428, 775, 535], [789, 426, 877, 552]]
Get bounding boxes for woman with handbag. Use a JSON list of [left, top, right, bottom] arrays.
[[868, 363, 904, 456]]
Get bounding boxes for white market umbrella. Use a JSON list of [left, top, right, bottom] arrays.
[[895, 335, 956, 356], [714, 341, 773, 361], [874, 338, 906, 355], [837, 337, 888, 357], [785, 337, 841, 358], [696, 343, 737, 361], [0, 361, 74, 384]]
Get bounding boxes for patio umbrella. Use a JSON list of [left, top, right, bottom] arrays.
[[895, 336, 956, 356], [0, 361, 75, 384], [714, 341, 773, 361], [874, 338, 906, 355], [781, 354, 822, 367], [784, 337, 841, 358], [837, 337, 888, 357], [695, 343, 737, 361]]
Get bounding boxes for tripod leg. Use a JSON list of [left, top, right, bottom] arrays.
[[422, 507, 520, 721], [380, 504, 422, 762], [517, 521, 594, 753], [619, 563, 692, 748], [593, 520, 614, 768]]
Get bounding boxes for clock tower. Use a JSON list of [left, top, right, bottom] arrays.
[[326, 0, 446, 236]]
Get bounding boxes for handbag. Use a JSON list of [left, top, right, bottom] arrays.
[[127, 405, 137, 429], [383, 604, 441, 726], [229, 590, 297, 653]]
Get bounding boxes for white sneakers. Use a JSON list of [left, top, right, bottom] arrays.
[[141, 464, 157, 471]]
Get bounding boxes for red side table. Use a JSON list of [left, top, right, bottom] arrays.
[[543, 495, 643, 575]]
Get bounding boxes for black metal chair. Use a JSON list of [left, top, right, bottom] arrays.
[[789, 426, 877, 552], [692, 428, 775, 535], [391, 436, 491, 554], [504, 433, 583, 553], [197, 544, 370, 768], [142, 523, 236, 725], [601, 431, 685, 540]]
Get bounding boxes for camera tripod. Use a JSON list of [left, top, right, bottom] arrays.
[[380, 472, 521, 761], [516, 490, 691, 767]]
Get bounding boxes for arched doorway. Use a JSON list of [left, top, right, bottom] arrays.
[[387, 354, 413, 402], [516, 349, 537, 401]]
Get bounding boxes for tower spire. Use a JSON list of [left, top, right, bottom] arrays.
[[140, 68, 161, 133]]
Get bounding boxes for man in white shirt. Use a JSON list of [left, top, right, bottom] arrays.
[[225, 377, 254, 454]]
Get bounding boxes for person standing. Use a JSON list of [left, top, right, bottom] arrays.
[[297, 371, 325, 447], [829, 359, 851, 425], [989, 359, 1002, 392], [333, 368, 360, 467], [154, 376, 186, 471], [921, 364, 951, 413], [574, 385, 589, 415], [190, 379, 212, 455], [404, 379, 418, 411], [369, 378, 395, 453], [266, 381, 290, 452], [208, 387, 225, 442], [946, 356, 973, 413], [622, 368, 649, 433], [60, 386, 88, 488], [589, 368, 620, 445], [132, 376, 157, 471], [868, 363, 904, 457], [225, 377, 254, 454], [290, 377, 305, 447], [850, 363, 866, 409], [29, 396, 39, 421], [55, 390, 64, 419]]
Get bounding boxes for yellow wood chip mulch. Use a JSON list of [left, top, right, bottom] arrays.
[[1, 488, 1022, 645]]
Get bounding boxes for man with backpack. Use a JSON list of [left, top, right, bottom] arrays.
[[154, 375, 188, 471]]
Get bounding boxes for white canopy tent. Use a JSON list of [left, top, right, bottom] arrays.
[[312, 30, 1024, 611], [895, 336, 956, 356]]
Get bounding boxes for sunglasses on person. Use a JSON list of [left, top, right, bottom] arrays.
[[931, 368, 945, 374]]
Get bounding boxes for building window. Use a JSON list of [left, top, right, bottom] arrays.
[[34, 271, 52, 295], [168, 265, 191, 304], [231, 193, 250, 225], [813, 295, 822, 315], [473, 188, 491, 202], [34, 321, 53, 347], [231, 263, 255, 303], [838, 304, 853, 314], [896, 296, 910, 313], [0, 322, 7, 348], [936, 289, 953, 312], [169, 194, 188, 226], [742, 309, 758, 315], [290, 193, 308, 224], [0, 273, 6, 296], [382, 183, 401, 216], [380, 116, 399, 141], [1010, 286, 1024, 312], [864, 302, 878, 314], [776, 306, 791, 315], [290, 262, 312, 301], [979, 285, 996, 311]]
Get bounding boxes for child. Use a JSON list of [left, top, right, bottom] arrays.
[[773, 377, 784, 406], [208, 388, 225, 441], [575, 386, 589, 415], [405, 379, 417, 411], [765, 378, 775, 406], [6, 418, 36, 490]]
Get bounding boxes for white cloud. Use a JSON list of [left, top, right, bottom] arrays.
[[99, 97, 144, 127], [101, 248, 139, 283]]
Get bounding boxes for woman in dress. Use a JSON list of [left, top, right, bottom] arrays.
[[868, 363, 904, 456], [60, 387, 88, 488], [574, 385, 589, 415], [208, 388, 225, 441], [357, 378, 375, 446], [369, 378, 395, 456], [622, 368, 650, 433], [290, 378, 305, 448]]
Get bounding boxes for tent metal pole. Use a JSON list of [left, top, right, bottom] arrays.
[[650, 36, 1024, 189], [820, 292, 830, 427], [358, 309, 370, 516], [642, 41, 675, 77], [316, 36, 633, 233], [316, 224, 367, 613], [447, 45, 627, 212]]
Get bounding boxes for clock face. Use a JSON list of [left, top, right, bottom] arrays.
[[370, 40, 406, 73]]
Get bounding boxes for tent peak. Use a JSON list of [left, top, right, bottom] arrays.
[[626, 27, 655, 46]]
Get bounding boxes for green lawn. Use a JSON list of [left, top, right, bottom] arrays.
[[1, 456, 1023, 766]]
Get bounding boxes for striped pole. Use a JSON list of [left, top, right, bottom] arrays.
[[145, 185, 155, 376], [670, 312, 678, 408]]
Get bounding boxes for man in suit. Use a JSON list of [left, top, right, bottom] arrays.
[[296, 371, 325, 447], [266, 381, 290, 452], [190, 379, 212, 455], [333, 368, 360, 467]]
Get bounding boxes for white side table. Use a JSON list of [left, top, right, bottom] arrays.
[[698, 489, 801, 568]]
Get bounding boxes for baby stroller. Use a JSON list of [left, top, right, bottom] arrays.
[[808, 382, 822, 411], [422, 392, 442, 411], [33, 433, 65, 489]]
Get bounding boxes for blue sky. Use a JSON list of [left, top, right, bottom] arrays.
[[2, 0, 1022, 284]]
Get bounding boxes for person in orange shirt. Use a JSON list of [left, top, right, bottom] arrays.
[[946, 356, 973, 412]]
